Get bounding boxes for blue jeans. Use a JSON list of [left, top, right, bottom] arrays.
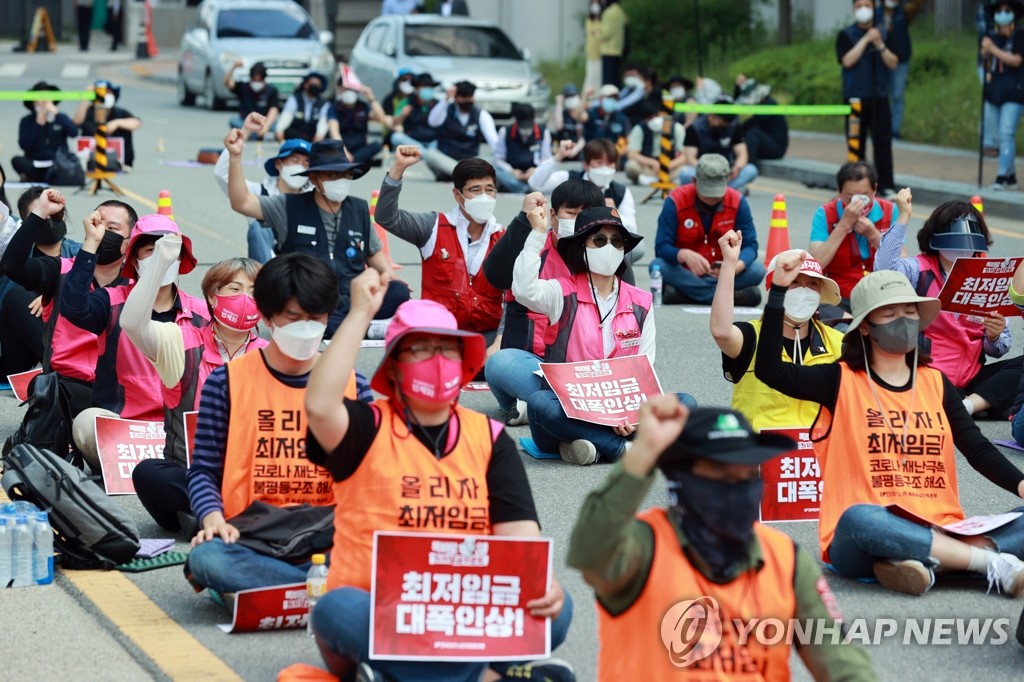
[[889, 62, 909, 136], [485, 348, 543, 413], [247, 220, 276, 264], [651, 258, 766, 304], [495, 166, 532, 194], [1014, 408, 1024, 445], [187, 538, 311, 593], [829, 503, 1024, 579], [312, 586, 574, 682], [985, 100, 1024, 177], [677, 163, 759, 192], [528, 390, 697, 462], [389, 132, 438, 152]]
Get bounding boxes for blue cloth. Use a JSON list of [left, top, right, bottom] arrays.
[[651, 257, 766, 305], [187, 538, 311, 593], [889, 61, 910, 136], [986, 100, 1024, 177], [518, 437, 560, 459], [654, 194, 759, 267], [246, 221, 275, 264], [485, 348, 543, 413], [809, 199, 886, 260]]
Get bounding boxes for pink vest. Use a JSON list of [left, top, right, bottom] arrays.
[[42, 258, 99, 383], [917, 254, 986, 388], [546, 273, 651, 363]]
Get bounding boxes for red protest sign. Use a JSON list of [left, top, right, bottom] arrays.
[[936, 256, 1023, 317], [183, 411, 197, 468], [217, 583, 309, 633], [758, 427, 822, 522], [539, 355, 661, 427], [76, 136, 125, 164], [370, 532, 552, 662], [94, 416, 166, 495], [7, 368, 43, 402]]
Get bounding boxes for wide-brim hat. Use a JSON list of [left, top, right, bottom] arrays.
[[657, 407, 797, 469], [121, 214, 198, 280], [555, 206, 643, 264], [845, 270, 941, 338], [301, 72, 328, 90], [264, 138, 312, 176], [929, 214, 988, 253], [297, 140, 370, 178], [370, 300, 487, 399], [415, 72, 440, 87], [765, 249, 842, 306], [24, 81, 60, 110]]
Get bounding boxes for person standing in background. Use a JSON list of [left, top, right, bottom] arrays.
[[105, 0, 124, 51], [599, 0, 628, 88], [981, 1, 1024, 190], [585, 3, 603, 93], [879, 1, 925, 139], [75, 0, 94, 52]]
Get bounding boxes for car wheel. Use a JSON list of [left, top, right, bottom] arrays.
[[203, 72, 226, 111], [177, 71, 196, 106]]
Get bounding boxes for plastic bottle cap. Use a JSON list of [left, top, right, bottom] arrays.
[[16, 517, 27, 524], [312, 553, 326, 565]]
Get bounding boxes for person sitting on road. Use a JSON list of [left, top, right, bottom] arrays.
[[616, 63, 662, 127], [276, 72, 331, 143], [327, 80, 391, 165], [304, 282, 575, 682], [678, 96, 758, 194], [375, 147, 504, 347], [423, 80, 501, 182], [756, 258, 1024, 597], [12, 81, 79, 183], [579, 84, 631, 146], [225, 61, 280, 138], [624, 101, 686, 187], [568, 399, 878, 680], [664, 73, 696, 126], [380, 69, 416, 149], [226, 127, 408, 335], [733, 75, 789, 167], [72, 80, 142, 170], [650, 154, 766, 306], [185, 254, 366, 595], [215, 117, 312, 264], [712, 237, 844, 432], [126, 239, 267, 534], [875, 193, 1023, 420], [548, 83, 586, 152], [491, 103, 553, 194], [388, 72, 442, 152]]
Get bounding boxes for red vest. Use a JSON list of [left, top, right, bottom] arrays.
[[916, 255, 986, 388], [669, 183, 742, 264], [821, 198, 894, 298], [421, 214, 504, 333]]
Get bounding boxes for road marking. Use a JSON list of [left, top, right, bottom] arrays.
[[61, 64, 90, 79], [118, 187, 231, 245], [63, 570, 242, 681], [0, 63, 28, 78]]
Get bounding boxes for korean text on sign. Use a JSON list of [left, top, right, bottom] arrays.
[[94, 416, 166, 495], [936, 256, 1023, 317], [758, 428, 822, 523], [540, 355, 663, 427]]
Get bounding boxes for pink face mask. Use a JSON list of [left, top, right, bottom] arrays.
[[213, 293, 261, 331], [396, 355, 463, 403]]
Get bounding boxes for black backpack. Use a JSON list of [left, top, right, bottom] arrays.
[[45, 147, 86, 187], [3, 372, 77, 466]]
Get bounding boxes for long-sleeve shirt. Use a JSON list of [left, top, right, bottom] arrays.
[[527, 160, 638, 236], [1, 214, 64, 301], [566, 461, 878, 680], [427, 100, 500, 149], [18, 112, 78, 161], [654, 194, 758, 266], [491, 126, 553, 173]]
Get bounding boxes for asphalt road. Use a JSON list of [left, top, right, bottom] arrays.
[[2, 47, 1024, 681]]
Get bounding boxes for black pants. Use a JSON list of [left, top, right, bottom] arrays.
[[846, 96, 894, 191], [348, 140, 383, 164], [10, 157, 49, 183], [601, 56, 622, 88], [743, 127, 788, 165], [107, 9, 123, 50], [76, 4, 93, 50], [0, 286, 45, 377], [962, 355, 1024, 419], [133, 459, 192, 532]]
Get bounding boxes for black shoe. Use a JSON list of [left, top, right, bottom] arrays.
[[733, 285, 762, 307], [1016, 604, 1024, 646], [1007, 174, 1020, 190], [355, 662, 392, 682], [499, 659, 576, 682], [661, 284, 692, 305]]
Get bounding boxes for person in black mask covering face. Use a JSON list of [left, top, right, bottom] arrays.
[[568, 397, 876, 680], [276, 72, 332, 143]]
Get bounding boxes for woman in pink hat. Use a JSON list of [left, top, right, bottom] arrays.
[[303, 269, 575, 682]]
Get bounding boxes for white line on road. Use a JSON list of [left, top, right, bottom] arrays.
[[0, 63, 28, 78], [61, 64, 90, 79]]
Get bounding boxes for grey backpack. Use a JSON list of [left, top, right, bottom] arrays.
[[2, 444, 140, 569]]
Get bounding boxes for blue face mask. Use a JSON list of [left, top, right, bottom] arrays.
[[600, 97, 617, 112], [418, 87, 435, 101], [996, 9, 1016, 26]]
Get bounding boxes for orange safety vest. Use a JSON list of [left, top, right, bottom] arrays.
[[811, 363, 964, 562], [597, 508, 796, 682], [221, 350, 357, 519], [327, 399, 494, 592]]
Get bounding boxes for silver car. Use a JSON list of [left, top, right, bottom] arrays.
[[350, 15, 550, 122], [177, 0, 336, 110]]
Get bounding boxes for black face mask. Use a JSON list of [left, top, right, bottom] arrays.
[[95, 230, 126, 265], [307, 85, 323, 98], [36, 219, 67, 247], [457, 100, 474, 112]]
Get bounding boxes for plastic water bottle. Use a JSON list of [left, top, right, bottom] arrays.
[[11, 516, 34, 588], [32, 512, 53, 584], [0, 517, 12, 589], [650, 264, 663, 307], [306, 553, 328, 635]]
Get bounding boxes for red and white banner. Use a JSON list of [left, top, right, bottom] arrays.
[[758, 427, 822, 523], [94, 416, 166, 495], [76, 137, 126, 165], [370, 532, 552, 662], [936, 256, 1023, 317], [183, 411, 198, 468], [7, 368, 43, 402], [217, 583, 309, 633], [540, 355, 661, 427]]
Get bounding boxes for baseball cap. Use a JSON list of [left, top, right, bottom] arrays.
[[657, 408, 797, 469], [765, 250, 842, 305], [597, 84, 620, 98], [694, 154, 731, 199], [846, 270, 941, 335], [264, 138, 312, 176]]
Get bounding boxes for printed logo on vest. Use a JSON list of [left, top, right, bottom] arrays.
[[440, 247, 450, 260], [683, 218, 695, 229], [660, 596, 723, 668]]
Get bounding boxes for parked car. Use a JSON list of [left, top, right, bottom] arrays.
[[349, 15, 550, 123], [177, 0, 336, 110]]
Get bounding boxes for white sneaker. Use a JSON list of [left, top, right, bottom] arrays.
[[367, 318, 391, 340], [505, 399, 529, 426], [638, 173, 659, 187], [873, 559, 935, 595], [559, 439, 597, 466], [987, 553, 1024, 597]]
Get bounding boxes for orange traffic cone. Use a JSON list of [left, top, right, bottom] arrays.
[[369, 189, 401, 270], [157, 190, 173, 220], [970, 194, 984, 215], [763, 194, 791, 267]]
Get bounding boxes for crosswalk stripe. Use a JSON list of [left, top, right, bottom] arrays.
[[0, 63, 28, 78], [61, 64, 90, 79]]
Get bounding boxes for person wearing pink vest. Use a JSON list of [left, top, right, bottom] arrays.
[[875, 192, 1022, 419]]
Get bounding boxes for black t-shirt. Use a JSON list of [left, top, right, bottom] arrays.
[[722, 320, 833, 383], [82, 105, 138, 166], [233, 82, 281, 117], [683, 118, 744, 152], [306, 399, 539, 526], [984, 29, 1024, 105]]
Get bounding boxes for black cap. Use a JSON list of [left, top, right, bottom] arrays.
[[657, 408, 796, 470], [415, 72, 440, 87], [24, 80, 60, 110]]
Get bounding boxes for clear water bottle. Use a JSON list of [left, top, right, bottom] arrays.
[[0, 517, 12, 589], [32, 512, 53, 584], [11, 516, 34, 588], [650, 264, 663, 307], [306, 553, 328, 635]]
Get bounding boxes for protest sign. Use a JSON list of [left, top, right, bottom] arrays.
[[540, 355, 661, 427], [217, 583, 309, 633], [94, 416, 165, 494], [758, 428, 822, 522], [936, 256, 1023, 317]]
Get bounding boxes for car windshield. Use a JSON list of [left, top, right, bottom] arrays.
[[404, 24, 521, 59], [216, 9, 316, 39]]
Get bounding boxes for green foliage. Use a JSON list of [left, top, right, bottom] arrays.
[[537, 55, 586, 101]]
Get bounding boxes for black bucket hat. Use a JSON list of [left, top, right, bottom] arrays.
[[297, 140, 370, 178], [657, 407, 797, 470], [24, 81, 60, 111], [555, 206, 643, 264]]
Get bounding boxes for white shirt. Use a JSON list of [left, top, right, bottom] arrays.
[[527, 158, 639, 236], [427, 99, 500, 149], [420, 207, 503, 277]]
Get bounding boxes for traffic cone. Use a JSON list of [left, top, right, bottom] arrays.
[[157, 190, 173, 220], [369, 189, 401, 270], [763, 193, 791, 268], [970, 194, 984, 215]]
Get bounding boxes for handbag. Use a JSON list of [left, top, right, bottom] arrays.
[[230, 501, 335, 563]]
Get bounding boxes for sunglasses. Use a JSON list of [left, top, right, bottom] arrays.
[[586, 233, 626, 250]]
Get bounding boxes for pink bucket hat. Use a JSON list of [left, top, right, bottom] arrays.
[[121, 214, 198, 280], [764, 249, 841, 306], [370, 299, 487, 399]]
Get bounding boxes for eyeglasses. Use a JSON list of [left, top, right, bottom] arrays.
[[460, 186, 497, 199], [218, 283, 255, 296], [397, 341, 463, 361], [586, 234, 625, 250]]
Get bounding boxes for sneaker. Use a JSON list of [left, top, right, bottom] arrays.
[[1007, 174, 1020, 190], [873, 559, 935, 595], [733, 286, 762, 307], [505, 399, 529, 427], [559, 439, 597, 466], [366, 318, 391, 340], [991, 175, 1010, 191], [176, 511, 198, 538], [501, 658, 576, 682], [355, 662, 392, 682], [987, 553, 1024, 597]]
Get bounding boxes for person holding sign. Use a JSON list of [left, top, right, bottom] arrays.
[[756, 254, 1024, 596], [568, 398, 877, 680], [711, 235, 844, 432], [305, 272, 574, 682], [875, 194, 1023, 419]]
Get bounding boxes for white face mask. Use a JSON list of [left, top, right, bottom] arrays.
[[320, 178, 352, 203], [586, 242, 624, 277], [340, 90, 358, 105], [940, 249, 974, 262], [884, 0, 899, 7], [587, 165, 616, 188], [669, 86, 686, 100], [783, 286, 821, 324], [103, 94, 116, 109], [854, 6, 874, 23], [590, 2, 601, 14], [624, 76, 645, 90], [647, 116, 664, 132], [564, 96, 581, 110], [461, 194, 496, 224], [249, 81, 266, 93], [272, 320, 326, 361], [557, 218, 577, 239], [280, 164, 308, 189], [398, 81, 415, 95], [136, 256, 180, 287]]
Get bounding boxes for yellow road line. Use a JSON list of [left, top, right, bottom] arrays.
[[63, 570, 242, 682], [118, 187, 231, 245]]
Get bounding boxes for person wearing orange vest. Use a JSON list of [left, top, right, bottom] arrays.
[[375, 146, 505, 346], [567, 397, 876, 681], [185, 254, 367, 595], [304, 270, 574, 682], [756, 257, 1024, 596]]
